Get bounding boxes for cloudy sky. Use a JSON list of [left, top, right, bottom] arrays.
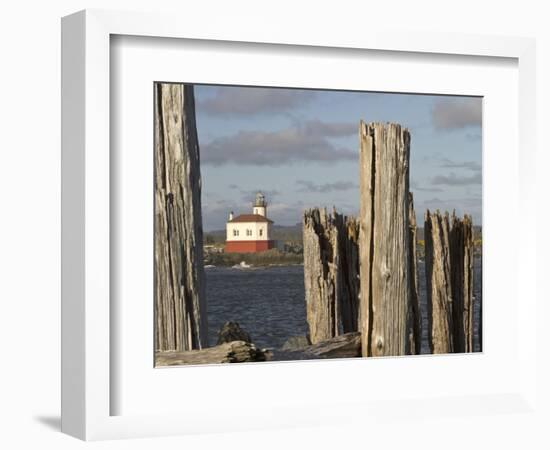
[[194, 85, 482, 231]]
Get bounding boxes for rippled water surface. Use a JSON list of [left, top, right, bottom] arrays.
[[206, 259, 482, 352], [206, 266, 307, 349]]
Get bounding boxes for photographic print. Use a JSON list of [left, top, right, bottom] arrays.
[[154, 83, 482, 366]]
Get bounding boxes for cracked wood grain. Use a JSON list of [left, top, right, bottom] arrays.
[[359, 122, 412, 357], [154, 83, 207, 352]]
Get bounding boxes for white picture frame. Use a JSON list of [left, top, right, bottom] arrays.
[[61, 9, 537, 441]]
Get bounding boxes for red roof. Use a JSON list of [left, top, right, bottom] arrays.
[[228, 214, 273, 224]]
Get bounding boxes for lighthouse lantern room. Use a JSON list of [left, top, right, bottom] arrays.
[[225, 192, 275, 253]]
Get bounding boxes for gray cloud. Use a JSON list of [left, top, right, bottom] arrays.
[[201, 197, 243, 231], [438, 158, 481, 172], [431, 172, 482, 186], [301, 120, 357, 136], [432, 97, 482, 130], [197, 87, 316, 116], [410, 180, 444, 193], [240, 189, 281, 203], [201, 121, 357, 166], [422, 197, 481, 208], [296, 180, 358, 193], [414, 187, 444, 192], [266, 201, 308, 226], [466, 132, 482, 141], [417, 197, 482, 225]]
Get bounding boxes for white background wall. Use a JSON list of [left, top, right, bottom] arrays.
[[0, 1, 548, 449]]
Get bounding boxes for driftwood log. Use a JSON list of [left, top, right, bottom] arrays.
[[155, 341, 266, 366], [424, 210, 453, 354], [449, 213, 474, 353], [280, 332, 362, 360], [303, 208, 360, 344], [301, 332, 361, 359], [154, 83, 207, 352], [359, 122, 412, 357], [407, 193, 421, 355]]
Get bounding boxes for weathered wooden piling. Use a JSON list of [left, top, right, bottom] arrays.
[[425, 210, 475, 354], [302, 208, 360, 344], [424, 210, 453, 354], [407, 193, 421, 355], [336, 215, 360, 334], [478, 260, 483, 352], [154, 83, 207, 352], [303, 208, 340, 344], [358, 121, 411, 357], [449, 213, 474, 353]]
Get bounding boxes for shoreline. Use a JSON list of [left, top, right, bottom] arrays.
[[204, 248, 304, 268], [205, 262, 305, 269], [204, 252, 482, 269]]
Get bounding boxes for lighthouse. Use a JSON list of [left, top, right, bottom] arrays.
[[225, 192, 275, 253], [252, 192, 267, 216]]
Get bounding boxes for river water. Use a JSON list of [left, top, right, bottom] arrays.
[[205, 258, 482, 353]]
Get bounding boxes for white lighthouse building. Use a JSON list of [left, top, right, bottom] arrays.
[[225, 192, 275, 253]]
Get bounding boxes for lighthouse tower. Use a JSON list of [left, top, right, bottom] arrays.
[[225, 191, 275, 253], [253, 192, 267, 216]]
